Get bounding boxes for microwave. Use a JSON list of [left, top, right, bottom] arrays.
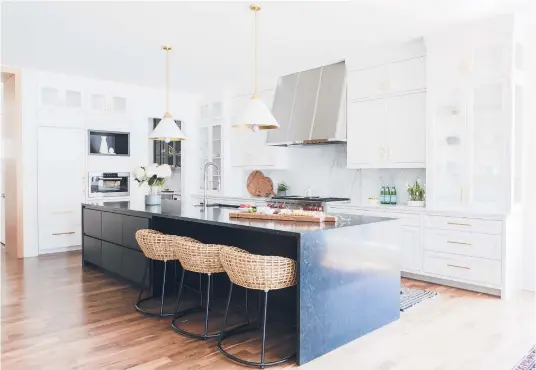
[[88, 172, 130, 198]]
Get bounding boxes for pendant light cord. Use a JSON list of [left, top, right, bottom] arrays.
[[253, 7, 258, 98], [166, 48, 170, 112]]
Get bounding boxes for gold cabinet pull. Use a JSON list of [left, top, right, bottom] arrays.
[[447, 240, 472, 246], [447, 222, 471, 227], [447, 264, 471, 270], [52, 231, 76, 236]]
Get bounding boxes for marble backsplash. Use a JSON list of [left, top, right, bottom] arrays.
[[257, 144, 426, 205]]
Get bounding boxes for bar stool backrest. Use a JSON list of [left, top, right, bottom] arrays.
[[135, 229, 193, 262], [220, 246, 297, 291], [175, 240, 225, 274]]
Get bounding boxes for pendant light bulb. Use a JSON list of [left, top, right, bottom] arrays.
[[149, 45, 187, 141], [232, 4, 280, 131]]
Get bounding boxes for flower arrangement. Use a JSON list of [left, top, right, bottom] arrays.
[[406, 179, 425, 206], [133, 164, 172, 195]]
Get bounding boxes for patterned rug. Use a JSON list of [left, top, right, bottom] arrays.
[[400, 284, 438, 311], [513, 346, 536, 370]]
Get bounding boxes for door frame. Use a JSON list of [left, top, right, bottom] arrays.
[[1, 66, 23, 258]]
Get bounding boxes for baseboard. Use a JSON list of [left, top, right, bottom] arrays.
[[39, 245, 81, 255], [402, 271, 502, 297]]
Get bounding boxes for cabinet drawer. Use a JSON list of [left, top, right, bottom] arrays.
[[423, 251, 501, 286], [101, 212, 123, 245], [83, 236, 101, 266], [83, 209, 102, 238], [121, 248, 147, 284], [101, 241, 123, 274], [425, 215, 502, 235], [424, 229, 501, 260], [122, 215, 150, 251]]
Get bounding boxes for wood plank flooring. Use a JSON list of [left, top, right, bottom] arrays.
[[1, 250, 534, 369]]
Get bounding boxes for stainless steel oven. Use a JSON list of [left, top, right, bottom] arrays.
[[88, 172, 130, 198]]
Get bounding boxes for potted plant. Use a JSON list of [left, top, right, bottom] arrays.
[[406, 179, 425, 207], [277, 181, 289, 197], [133, 163, 172, 205]]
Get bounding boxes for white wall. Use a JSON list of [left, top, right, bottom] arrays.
[[19, 68, 197, 257]]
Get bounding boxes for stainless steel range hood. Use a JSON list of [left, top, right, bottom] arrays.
[[267, 60, 347, 146]]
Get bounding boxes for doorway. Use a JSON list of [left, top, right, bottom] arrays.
[[1, 68, 23, 258]]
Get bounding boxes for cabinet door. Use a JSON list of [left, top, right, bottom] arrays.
[[400, 225, 422, 272], [83, 236, 102, 266], [347, 65, 387, 101], [389, 57, 426, 94], [121, 248, 147, 284], [347, 99, 385, 167], [101, 241, 123, 274], [38, 127, 86, 253], [122, 215, 150, 251], [83, 209, 102, 238], [385, 92, 426, 166], [101, 212, 123, 245]]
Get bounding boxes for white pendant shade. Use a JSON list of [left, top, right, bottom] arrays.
[[233, 96, 279, 130], [149, 113, 186, 143]]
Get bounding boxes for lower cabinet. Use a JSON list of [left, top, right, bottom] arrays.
[[121, 247, 147, 284], [400, 225, 422, 272], [102, 242, 123, 273], [83, 236, 102, 266]]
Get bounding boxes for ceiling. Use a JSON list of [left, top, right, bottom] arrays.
[[1, 0, 531, 94]]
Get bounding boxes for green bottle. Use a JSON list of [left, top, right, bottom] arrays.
[[390, 186, 397, 204], [380, 186, 385, 204], [385, 186, 391, 204]]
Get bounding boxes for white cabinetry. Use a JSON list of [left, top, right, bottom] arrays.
[[198, 101, 223, 192], [230, 90, 288, 169], [347, 92, 425, 168], [37, 85, 85, 128], [426, 23, 518, 214], [37, 127, 86, 252]]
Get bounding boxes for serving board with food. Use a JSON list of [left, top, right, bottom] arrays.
[[229, 204, 336, 223]]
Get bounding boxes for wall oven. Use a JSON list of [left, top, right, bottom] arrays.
[[88, 172, 130, 198]]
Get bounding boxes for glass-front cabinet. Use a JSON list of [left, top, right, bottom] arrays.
[[153, 118, 181, 168], [198, 102, 223, 192]]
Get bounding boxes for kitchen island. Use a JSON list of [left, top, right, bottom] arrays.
[[81, 200, 401, 366]]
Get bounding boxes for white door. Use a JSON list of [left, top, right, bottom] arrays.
[[347, 99, 385, 167], [385, 92, 426, 166], [38, 127, 86, 253]]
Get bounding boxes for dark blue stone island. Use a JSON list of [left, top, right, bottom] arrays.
[[82, 200, 401, 366]]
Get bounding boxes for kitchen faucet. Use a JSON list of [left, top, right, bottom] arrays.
[[203, 162, 220, 207]]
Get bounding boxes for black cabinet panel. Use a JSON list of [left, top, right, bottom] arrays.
[[122, 248, 147, 284], [101, 241, 123, 274], [83, 209, 102, 239], [83, 236, 102, 266], [122, 215, 150, 251], [102, 212, 123, 245]]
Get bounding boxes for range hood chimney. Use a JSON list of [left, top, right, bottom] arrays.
[[267, 60, 347, 146]]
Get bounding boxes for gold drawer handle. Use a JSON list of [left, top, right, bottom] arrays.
[[52, 210, 74, 214], [52, 232, 76, 236], [447, 264, 471, 270], [447, 222, 471, 227], [447, 241, 472, 246]]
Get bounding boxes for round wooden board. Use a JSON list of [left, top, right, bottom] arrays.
[[247, 170, 274, 197]]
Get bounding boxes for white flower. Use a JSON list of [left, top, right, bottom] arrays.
[[146, 163, 159, 178], [133, 167, 146, 182], [156, 164, 172, 179]]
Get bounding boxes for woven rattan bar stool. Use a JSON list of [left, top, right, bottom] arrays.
[[135, 229, 198, 317], [218, 246, 297, 369], [171, 240, 227, 340]]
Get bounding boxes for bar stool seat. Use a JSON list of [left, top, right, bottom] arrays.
[[218, 246, 297, 369], [171, 240, 228, 340], [134, 229, 198, 317]]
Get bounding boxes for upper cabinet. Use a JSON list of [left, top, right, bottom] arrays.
[[346, 55, 426, 169], [347, 57, 426, 102], [425, 19, 520, 214], [230, 90, 288, 169], [37, 86, 85, 128], [347, 92, 426, 168], [198, 101, 224, 192]]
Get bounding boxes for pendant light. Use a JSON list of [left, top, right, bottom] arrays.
[[233, 4, 279, 132], [149, 45, 186, 142]]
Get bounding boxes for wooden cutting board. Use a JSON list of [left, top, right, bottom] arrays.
[[246, 171, 274, 197], [229, 212, 337, 223]]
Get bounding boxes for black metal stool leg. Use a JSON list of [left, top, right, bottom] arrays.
[[204, 273, 212, 337], [260, 290, 268, 368], [218, 282, 234, 345], [245, 289, 250, 325], [159, 261, 168, 316], [173, 268, 186, 314]]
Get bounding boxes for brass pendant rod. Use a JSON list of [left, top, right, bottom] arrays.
[[250, 4, 261, 98], [166, 47, 170, 112]]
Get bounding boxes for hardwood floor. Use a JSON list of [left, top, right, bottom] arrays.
[[2, 251, 534, 369]]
